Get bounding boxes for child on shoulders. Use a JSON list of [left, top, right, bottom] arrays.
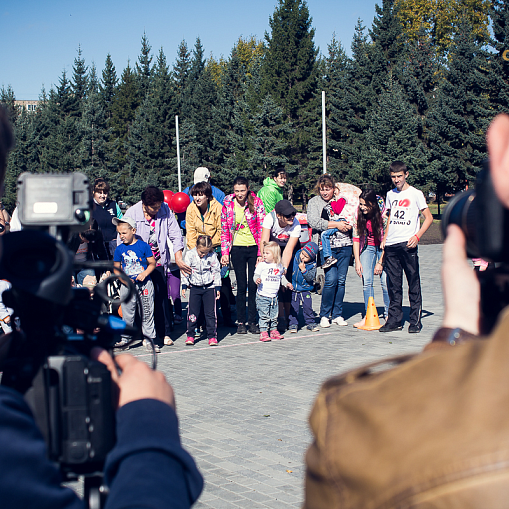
[[181, 235, 221, 346], [254, 241, 287, 342], [321, 184, 347, 269], [288, 242, 319, 332]]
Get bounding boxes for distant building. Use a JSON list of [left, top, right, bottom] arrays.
[[14, 100, 39, 112]]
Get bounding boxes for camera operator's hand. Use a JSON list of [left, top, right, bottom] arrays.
[[442, 225, 480, 335], [92, 348, 175, 409]]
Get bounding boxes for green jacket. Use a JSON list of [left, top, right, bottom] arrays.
[[258, 177, 284, 213]]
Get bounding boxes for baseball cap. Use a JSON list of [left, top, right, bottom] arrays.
[[194, 167, 210, 184], [112, 216, 136, 229], [274, 199, 297, 217]]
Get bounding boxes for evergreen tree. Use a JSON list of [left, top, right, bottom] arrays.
[[172, 118, 201, 191], [173, 40, 191, 112], [427, 19, 492, 199], [100, 54, 118, 120], [488, 0, 509, 114], [71, 46, 89, 107], [248, 94, 294, 188], [88, 62, 99, 94], [135, 32, 153, 98], [368, 0, 406, 97], [0, 85, 18, 125]]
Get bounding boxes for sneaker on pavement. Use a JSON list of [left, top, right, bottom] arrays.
[[408, 323, 422, 333], [379, 322, 403, 332], [306, 323, 320, 332], [320, 317, 331, 328], [248, 323, 260, 334], [237, 323, 247, 334], [185, 336, 195, 345], [163, 336, 174, 346], [331, 316, 348, 326], [259, 331, 271, 342], [322, 256, 338, 270], [114, 339, 129, 351], [209, 337, 218, 346], [289, 325, 298, 333], [144, 340, 160, 353], [270, 329, 284, 340]]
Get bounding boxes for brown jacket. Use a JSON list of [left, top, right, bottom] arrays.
[[185, 198, 222, 249], [305, 308, 509, 508]]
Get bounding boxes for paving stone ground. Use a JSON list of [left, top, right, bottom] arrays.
[[126, 243, 444, 508]]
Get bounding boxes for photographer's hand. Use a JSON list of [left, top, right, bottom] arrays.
[[441, 225, 480, 335], [92, 348, 175, 409]]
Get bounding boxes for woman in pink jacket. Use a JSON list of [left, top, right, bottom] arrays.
[[221, 176, 265, 334]]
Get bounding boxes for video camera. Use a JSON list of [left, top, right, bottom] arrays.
[[0, 173, 140, 509], [442, 161, 509, 334]]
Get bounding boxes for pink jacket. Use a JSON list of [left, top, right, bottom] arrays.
[[221, 192, 266, 257]]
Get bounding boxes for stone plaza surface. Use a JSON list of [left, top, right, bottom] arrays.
[[128, 243, 444, 508]]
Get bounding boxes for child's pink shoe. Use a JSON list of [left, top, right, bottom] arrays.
[[185, 337, 195, 345], [259, 331, 271, 342], [270, 330, 284, 340], [208, 337, 218, 346]]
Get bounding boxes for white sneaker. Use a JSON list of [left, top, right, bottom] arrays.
[[320, 317, 331, 328], [331, 316, 348, 326]]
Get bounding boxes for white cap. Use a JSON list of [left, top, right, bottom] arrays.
[[194, 167, 210, 184]]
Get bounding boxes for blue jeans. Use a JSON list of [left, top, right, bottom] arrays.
[[74, 268, 95, 286], [319, 245, 352, 320], [359, 245, 389, 317], [321, 229, 338, 259], [256, 294, 278, 332]]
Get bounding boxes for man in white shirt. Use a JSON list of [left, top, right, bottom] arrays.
[[380, 161, 433, 333]]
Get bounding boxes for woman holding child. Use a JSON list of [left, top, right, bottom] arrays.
[[307, 174, 353, 328]]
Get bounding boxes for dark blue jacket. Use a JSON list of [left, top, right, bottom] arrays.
[[291, 249, 317, 292], [1, 386, 203, 509]]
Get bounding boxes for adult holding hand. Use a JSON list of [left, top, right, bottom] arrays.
[[186, 181, 235, 327], [221, 176, 265, 334], [307, 174, 353, 328], [260, 199, 301, 332], [121, 186, 188, 349]]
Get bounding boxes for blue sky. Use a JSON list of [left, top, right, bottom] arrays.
[[1, 0, 378, 99]]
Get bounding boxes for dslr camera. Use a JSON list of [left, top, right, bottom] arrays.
[[442, 161, 509, 334], [0, 173, 138, 509]]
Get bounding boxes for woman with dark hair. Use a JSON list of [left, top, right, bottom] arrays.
[[307, 174, 353, 328], [221, 177, 266, 334], [352, 189, 390, 327], [186, 181, 235, 327], [121, 185, 191, 350], [91, 178, 122, 259]]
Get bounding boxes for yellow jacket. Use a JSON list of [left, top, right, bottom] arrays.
[[185, 198, 222, 249]]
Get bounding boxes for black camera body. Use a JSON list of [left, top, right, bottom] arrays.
[[442, 161, 509, 333]]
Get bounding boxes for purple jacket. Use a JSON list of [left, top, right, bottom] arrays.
[[120, 201, 184, 269]]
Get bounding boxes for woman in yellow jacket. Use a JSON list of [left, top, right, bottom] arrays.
[[186, 181, 235, 327]]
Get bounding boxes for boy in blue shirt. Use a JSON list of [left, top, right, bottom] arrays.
[[288, 242, 319, 332], [113, 217, 158, 351]]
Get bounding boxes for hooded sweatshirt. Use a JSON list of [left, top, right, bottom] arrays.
[[258, 177, 284, 214]]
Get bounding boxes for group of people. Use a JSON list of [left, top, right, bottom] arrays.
[[96, 161, 433, 350]]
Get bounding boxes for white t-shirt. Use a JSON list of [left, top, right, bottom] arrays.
[[253, 262, 285, 298], [385, 186, 427, 246], [262, 212, 301, 247]]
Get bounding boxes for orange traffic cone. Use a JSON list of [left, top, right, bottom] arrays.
[[357, 296, 382, 330]]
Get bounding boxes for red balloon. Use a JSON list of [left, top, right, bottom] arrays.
[[163, 189, 174, 205], [170, 192, 191, 214]]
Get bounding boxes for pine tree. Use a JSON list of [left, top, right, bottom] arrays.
[[71, 46, 89, 107], [173, 118, 201, 191], [488, 0, 509, 114], [100, 54, 118, 120], [427, 19, 492, 198], [0, 85, 18, 125], [88, 63, 99, 94], [135, 32, 153, 98], [173, 40, 191, 112]]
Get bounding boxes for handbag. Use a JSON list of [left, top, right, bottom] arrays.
[[304, 309, 509, 508]]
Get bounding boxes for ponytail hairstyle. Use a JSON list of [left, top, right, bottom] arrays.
[[233, 176, 255, 215], [262, 241, 282, 265], [196, 234, 213, 252], [357, 188, 382, 243]]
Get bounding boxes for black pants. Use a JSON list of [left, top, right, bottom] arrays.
[[230, 245, 258, 325], [187, 285, 217, 339], [384, 242, 422, 326], [152, 265, 173, 341]]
